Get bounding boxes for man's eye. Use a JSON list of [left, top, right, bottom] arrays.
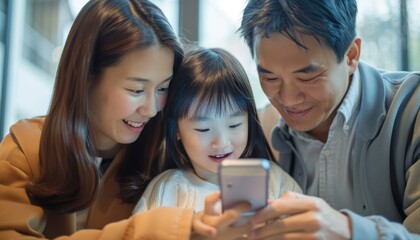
[[261, 76, 278, 81], [297, 76, 318, 81], [194, 128, 209, 132]]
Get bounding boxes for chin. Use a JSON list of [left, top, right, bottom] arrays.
[[118, 135, 140, 145]]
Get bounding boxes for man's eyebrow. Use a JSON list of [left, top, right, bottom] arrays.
[[292, 63, 323, 74], [126, 76, 173, 82], [257, 65, 273, 74]]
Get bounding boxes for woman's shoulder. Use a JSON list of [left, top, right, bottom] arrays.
[[0, 117, 45, 179]]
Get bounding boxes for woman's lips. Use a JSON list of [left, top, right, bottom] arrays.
[[123, 119, 146, 133]]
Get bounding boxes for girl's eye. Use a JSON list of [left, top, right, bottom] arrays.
[[229, 123, 242, 129], [157, 87, 169, 94], [194, 128, 209, 133]]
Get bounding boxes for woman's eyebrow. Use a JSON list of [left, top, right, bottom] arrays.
[[126, 75, 173, 83]]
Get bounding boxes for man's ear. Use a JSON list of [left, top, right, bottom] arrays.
[[346, 38, 361, 75]]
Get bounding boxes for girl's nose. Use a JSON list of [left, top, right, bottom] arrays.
[[211, 132, 230, 149]]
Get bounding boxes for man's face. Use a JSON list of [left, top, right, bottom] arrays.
[[253, 32, 357, 141]]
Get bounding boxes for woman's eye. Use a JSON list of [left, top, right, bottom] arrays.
[[229, 123, 242, 129], [128, 89, 144, 94], [194, 128, 209, 133]]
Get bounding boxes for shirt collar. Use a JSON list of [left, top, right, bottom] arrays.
[[337, 68, 361, 132]]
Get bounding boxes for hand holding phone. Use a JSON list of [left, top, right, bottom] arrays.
[[218, 159, 270, 223]]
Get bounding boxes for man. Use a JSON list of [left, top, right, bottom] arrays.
[[239, 0, 419, 239]]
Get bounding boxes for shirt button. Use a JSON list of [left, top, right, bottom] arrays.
[[324, 149, 331, 156]]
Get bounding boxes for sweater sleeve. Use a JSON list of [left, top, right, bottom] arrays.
[[342, 210, 420, 240], [0, 130, 195, 240], [339, 151, 420, 240]]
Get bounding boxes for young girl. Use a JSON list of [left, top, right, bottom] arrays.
[[133, 47, 302, 213]]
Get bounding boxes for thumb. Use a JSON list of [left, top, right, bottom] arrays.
[[204, 192, 221, 215]]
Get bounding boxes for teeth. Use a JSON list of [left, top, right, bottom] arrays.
[[212, 154, 228, 158], [124, 120, 143, 128]]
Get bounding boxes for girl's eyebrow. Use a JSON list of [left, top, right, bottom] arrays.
[[191, 110, 246, 121]]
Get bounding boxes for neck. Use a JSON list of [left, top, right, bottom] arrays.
[[97, 144, 123, 159], [308, 113, 336, 143]]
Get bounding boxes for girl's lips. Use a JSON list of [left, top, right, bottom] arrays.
[[209, 152, 232, 163]]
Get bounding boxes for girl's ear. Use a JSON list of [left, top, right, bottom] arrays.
[[346, 38, 361, 76], [176, 132, 180, 140]]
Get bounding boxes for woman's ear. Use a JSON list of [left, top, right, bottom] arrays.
[[346, 38, 361, 76], [176, 132, 180, 140]]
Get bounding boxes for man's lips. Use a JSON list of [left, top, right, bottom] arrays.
[[284, 107, 312, 118]]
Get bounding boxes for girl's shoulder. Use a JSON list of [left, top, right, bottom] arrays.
[[147, 169, 195, 193], [269, 162, 303, 196]]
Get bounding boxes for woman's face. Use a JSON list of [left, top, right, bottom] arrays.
[[89, 45, 174, 153]]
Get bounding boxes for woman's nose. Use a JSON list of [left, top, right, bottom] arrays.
[[138, 93, 158, 118]]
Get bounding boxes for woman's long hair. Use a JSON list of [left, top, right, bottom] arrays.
[[26, 0, 183, 213]]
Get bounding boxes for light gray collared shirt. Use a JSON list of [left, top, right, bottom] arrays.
[[288, 70, 361, 210]]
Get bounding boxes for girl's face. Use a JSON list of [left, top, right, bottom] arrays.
[[89, 45, 174, 154], [177, 103, 249, 184]]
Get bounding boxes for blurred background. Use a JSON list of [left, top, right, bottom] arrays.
[[0, 0, 419, 138]]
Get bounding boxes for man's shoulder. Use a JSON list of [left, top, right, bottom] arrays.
[[360, 61, 419, 85]]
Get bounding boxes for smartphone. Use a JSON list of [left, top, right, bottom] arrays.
[[218, 159, 270, 218]]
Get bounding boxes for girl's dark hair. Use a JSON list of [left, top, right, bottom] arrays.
[[26, 0, 183, 213], [165, 47, 275, 171], [239, 0, 357, 62]]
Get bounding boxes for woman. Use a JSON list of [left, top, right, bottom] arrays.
[[0, 1, 250, 239]]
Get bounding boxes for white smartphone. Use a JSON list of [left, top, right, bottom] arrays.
[[218, 159, 270, 217]]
